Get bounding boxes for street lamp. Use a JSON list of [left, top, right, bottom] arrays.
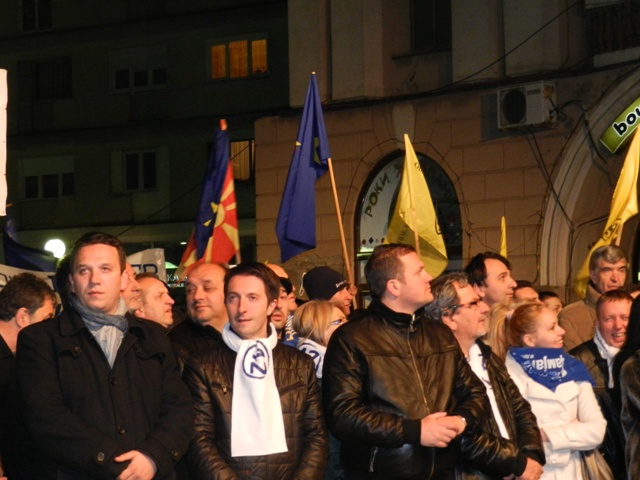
[[44, 239, 66, 258]]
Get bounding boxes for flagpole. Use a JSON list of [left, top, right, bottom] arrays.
[[327, 157, 357, 309], [404, 140, 421, 257]]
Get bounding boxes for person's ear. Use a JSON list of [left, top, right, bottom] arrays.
[[386, 279, 401, 298], [267, 299, 277, 316], [522, 334, 536, 348], [441, 312, 456, 331], [15, 307, 30, 328]]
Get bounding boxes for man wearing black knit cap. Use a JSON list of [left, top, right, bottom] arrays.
[[303, 266, 353, 315]]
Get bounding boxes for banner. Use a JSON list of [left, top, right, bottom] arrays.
[[126, 248, 167, 282], [600, 95, 640, 153]]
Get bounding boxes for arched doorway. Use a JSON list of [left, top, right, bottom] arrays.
[[354, 149, 462, 305]]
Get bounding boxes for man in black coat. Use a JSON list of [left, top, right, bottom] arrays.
[[426, 272, 544, 480], [17, 232, 192, 480]]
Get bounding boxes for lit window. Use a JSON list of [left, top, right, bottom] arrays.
[[209, 35, 268, 80]]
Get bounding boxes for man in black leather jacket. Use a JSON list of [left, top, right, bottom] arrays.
[[427, 272, 545, 480], [183, 262, 328, 479], [323, 244, 486, 480]]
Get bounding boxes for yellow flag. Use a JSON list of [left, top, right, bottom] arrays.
[[574, 126, 640, 298], [500, 216, 507, 258], [386, 134, 448, 277]]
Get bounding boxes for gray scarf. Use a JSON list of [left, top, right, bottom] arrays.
[[71, 295, 128, 367]]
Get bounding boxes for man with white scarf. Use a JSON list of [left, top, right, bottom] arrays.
[[570, 289, 632, 480], [16, 231, 193, 480], [183, 261, 328, 479]]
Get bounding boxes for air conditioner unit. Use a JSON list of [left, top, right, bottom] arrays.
[[497, 82, 556, 130]]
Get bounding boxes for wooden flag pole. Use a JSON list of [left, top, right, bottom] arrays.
[[327, 157, 357, 309]]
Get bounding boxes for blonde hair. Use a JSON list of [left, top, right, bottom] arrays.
[[488, 301, 543, 360], [291, 300, 337, 346]]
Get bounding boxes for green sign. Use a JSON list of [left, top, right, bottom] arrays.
[[600, 96, 640, 153]]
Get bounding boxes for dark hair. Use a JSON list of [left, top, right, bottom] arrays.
[[464, 252, 511, 287], [424, 272, 469, 321], [621, 283, 640, 296], [224, 262, 280, 304], [364, 243, 416, 300], [0, 273, 56, 321], [54, 254, 72, 307], [69, 232, 126, 273], [514, 280, 534, 292], [538, 290, 560, 302], [612, 295, 640, 403]]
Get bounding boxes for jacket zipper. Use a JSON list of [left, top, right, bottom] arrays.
[[407, 315, 435, 480], [368, 446, 378, 472]]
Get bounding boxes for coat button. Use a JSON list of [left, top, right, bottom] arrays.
[[110, 376, 117, 386], [118, 426, 126, 435], [96, 451, 106, 463], [171, 450, 180, 458]]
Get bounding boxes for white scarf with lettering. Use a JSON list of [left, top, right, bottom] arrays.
[[222, 323, 288, 457]]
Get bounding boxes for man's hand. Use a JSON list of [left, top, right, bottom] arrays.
[[516, 458, 543, 480], [420, 412, 462, 448], [115, 450, 157, 480]]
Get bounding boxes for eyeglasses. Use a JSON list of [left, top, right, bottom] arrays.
[[329, 318, 346, 326], [451, 299, 482, 313]]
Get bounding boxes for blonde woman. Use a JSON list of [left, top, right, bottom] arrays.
[[493, 303, 607, 479], [292, 299, 347, 480], [292, 300, 347, 380]]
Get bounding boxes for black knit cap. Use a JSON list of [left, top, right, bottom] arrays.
[[303, 266, 349, 300]]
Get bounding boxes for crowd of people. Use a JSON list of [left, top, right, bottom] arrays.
[[1, 231, 640, 479]]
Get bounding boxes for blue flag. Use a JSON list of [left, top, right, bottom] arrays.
[[276, 74, 330, 262], [2, 221, 57, 272]]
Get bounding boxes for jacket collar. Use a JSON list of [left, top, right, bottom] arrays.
[[370, 299, 419, 327], [58, 307, 144, 339]]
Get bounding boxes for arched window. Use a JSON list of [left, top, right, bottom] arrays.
[[354, 150, 461, 305]]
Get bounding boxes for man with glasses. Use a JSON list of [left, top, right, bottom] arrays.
[[426, 272, 544, 480]]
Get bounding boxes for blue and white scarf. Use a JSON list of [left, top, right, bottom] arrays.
[[297, 338, 326, 379], [509, 347, 595, 392], [222, 323, 287, 457]]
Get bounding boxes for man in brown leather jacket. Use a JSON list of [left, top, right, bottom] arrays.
[[323, 244, 486, 479]]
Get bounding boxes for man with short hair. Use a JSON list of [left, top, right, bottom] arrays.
[[464, 252, 517, 308], [303, 265, 353, 315], [560, 245, 628, 350], [135, 274, 175, 328], [323, 244, 486, 479], [183, 262, 328, 478], [17, 232, 192, 479], [570, 289, 632, 479], [513, 280, 543, 304], [169, 262, 228, 370], [0, 273, 56, 480], [426, 272, 544, 480]]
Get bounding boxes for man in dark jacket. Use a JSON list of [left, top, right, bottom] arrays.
[[323, 244, 486, 480], [570, 289, 632, 480], [426, 272, 544, 480], [183, 262, 328, 479], [16, 231, 192, 480], [0, 273, 56, 480], [169, 262, 228, 371]]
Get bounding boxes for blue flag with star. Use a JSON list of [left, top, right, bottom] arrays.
[[275, 74, 330, 262]]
